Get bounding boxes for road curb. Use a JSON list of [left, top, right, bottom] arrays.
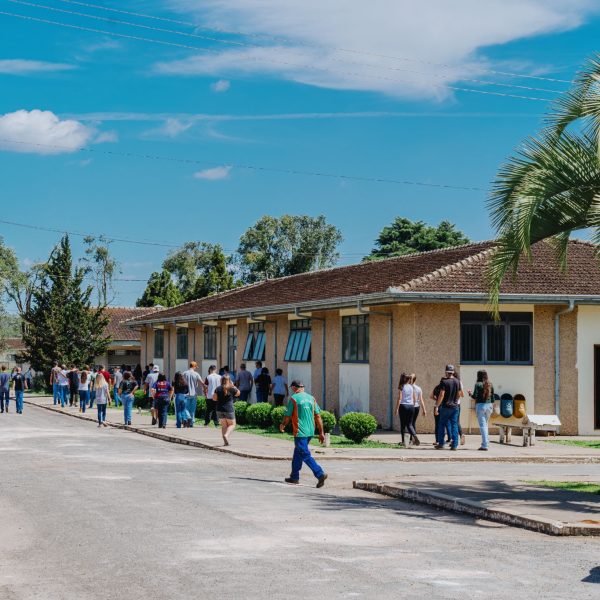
[[353, 480, 600, 536], [24, 399, 600, 464]]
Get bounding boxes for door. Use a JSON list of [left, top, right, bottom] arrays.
[[594, 345, 600, 429]]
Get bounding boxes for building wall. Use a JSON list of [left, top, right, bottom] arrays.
[[577, 305, 600, 435], [324, 311, 341, 415], [369, 312, 393, 427], [339, 364, 370, 414], [310, 313, 326, 408], [533, 305, 555, 416], [559, 308, 578, 434]]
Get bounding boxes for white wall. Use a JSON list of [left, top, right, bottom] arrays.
[[288, 363, 312, 393], [459, 365, 535, 429], [339, 364, 370, 414], [175, 359, 188, 375], [577, 306, 600, 435]]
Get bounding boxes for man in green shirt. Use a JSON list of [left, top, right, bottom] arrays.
[[280, 380, 327, 488]]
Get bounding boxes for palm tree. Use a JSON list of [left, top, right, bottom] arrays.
[[487, 55, 600, 312]]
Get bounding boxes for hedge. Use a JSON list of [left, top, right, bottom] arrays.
[[246, 402, 273, 428], [234, 400, 248, 424], [338, 412, 378, 443], [320, 410, 336, 434]]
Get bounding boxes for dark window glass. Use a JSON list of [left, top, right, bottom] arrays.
[[228, 325, 237, 371], [461, 324, 483, 363], [153, 329, 164, 359], [342, 315, 369, 363], [243, 323, 266, 361], [203, 326, 217, 359], [176, 327, 188, 360], [285, 324, 312, 362], [510, 324, 531, 363], [486, 324, 506, 362]]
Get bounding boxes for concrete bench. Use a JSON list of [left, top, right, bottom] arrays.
[[489, 414, 561, 447]]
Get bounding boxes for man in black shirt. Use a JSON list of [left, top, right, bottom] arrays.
[[434, 364, 462, 450]]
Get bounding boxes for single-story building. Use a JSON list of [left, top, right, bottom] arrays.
[[94, 307, 159, 369], [0, 337, 28, 371], [127, 240, 600, 436]]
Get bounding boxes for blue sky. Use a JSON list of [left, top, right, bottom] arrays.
[[1, 0, 600, 306]]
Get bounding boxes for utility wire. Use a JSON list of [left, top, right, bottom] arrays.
[[52, 0, 574, 85], [6, 0, 565, 95], [0, 9, 557, 103], [0, 137, 491, 193]]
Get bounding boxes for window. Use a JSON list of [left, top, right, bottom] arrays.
[[153, 329, 164, 359], [285, 319, 312, 362], [243, 322, 266, 361], [228, 325, 237, 371], [203, 326, 217, 359], [342, 315, 369, 363], [460, 312, 532, 365], [176, 327, 188, 360]]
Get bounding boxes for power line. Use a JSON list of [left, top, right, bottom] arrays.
[[6, 0, 565, 96], [0, 9, 557, 103], [53, 0, 574, 85], [0, 137, 491, 193]]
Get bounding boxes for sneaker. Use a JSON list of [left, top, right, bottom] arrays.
[[103, 422, 108, 428], [127, 421, 131, 426], [316, 474, 328, 488], [151, 417, 157, 425], [434, 444, 444, 450], [285, 478, 299, 484], [460, 434, 466, 446], [412, 436, 421, 447], [450, 447, 457, 451], [478, 447, 488, 451]]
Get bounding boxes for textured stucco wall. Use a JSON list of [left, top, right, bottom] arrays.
[[533, 306, 555, 416], [310, 313, 326, 407], [368, 312, 393, 427], [325, 312, 341, 415], [559, 308, 578, 434]]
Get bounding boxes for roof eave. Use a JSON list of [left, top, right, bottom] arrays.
[[387, 290, 600, 304]]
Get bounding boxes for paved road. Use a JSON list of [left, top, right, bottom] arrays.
[[1, 407, 599, 600]]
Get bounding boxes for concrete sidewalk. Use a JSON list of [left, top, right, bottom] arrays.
[[24, 394, 600, 463], [354, 478, 600, 536]]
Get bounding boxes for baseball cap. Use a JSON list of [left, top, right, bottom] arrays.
[[153, 365, 160, 372], [445, 364, 455, 373], [290, 380, 304, 388]]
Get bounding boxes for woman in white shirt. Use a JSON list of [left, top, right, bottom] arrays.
[[410, 373, 427, 444], [78, 366, 91, 414], [94, 373, 109, 428], [394, 372, 420, 448]]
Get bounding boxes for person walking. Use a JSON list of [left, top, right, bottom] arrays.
[[253, 361, 263, 380], [255, 367, 272, 403], [435, 365, 461, 450], [112, 366, 123, 408], [50, 362, 61, 405], [57, 365, 70, 408], [214, 374, 240, 446], [78, 366, 91, 413], [67, 365, 79, 408], [234, 363, 253, 401], [469, 370, 495, 451], [97, 365, 111, 405], [410, 373, 426, 444], [11, 367, 26, 414], [453, 370, 467, 446], [279, 381, 327, 488], [89, 368, 97, 409], [431, 379, 451, 446], [271, 368, 288, 407], [133, 364, 143, 387], [183, 362, 205, 428], [395, 372, 420, 447], [94, 372, 110, 427], [173, 371, 190, 429], [144, 364, 159, 425], [204, 365, 221, 427], [0, 365, 9, 413], [119, 370, 138, 426], [152, 374, 173, 429]]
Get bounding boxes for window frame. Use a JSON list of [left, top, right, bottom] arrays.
[[460, 312, 533, 366], [285, 319, 312, 362], [227, 325, 238, 372], [243, 322, 266, 361], [176, 327, 189, 360], [153, 329, 164, 359], [203, 326, 217, 360], [341, 315, 369, 364]]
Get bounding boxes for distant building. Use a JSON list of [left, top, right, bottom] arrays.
[[0, 337, 27, 370]]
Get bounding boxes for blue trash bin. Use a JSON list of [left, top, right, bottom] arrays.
[[500, 393, 513, 419]]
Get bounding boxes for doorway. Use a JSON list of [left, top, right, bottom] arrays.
[[594, 345, 600, 429]]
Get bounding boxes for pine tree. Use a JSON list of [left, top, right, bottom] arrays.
[[21, 235, 110, 375]]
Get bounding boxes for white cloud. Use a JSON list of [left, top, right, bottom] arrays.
[[193, 165, 232, 180], [94, 130, 119, 143], [0, 59, 76, 75], [210, 79, 231, 92], [0, 110, 96, 154], [162, 0, 597, 99]]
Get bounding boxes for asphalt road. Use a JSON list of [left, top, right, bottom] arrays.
[[1, 406, 599, 600]]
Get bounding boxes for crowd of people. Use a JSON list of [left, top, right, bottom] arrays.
[[0, 365, 28, 414], [395, 364, 495, 451]]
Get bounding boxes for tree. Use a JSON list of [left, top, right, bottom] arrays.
[[21, 235, 110, 375], [365, 217, 470, 261], [162, 242, 235, 301], [487, 54, 600, 311], [236, 215, 343, 283], [82, 235, 120, 306], [0, 237, 24, 350], [136, 270, 183, 308]]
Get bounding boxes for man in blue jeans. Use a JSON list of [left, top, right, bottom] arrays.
[[0, 366, 9, 413], [279, 380, 327, 488], [434, 365, 462, 450]]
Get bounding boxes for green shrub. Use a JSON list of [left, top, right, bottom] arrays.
[[246, 402, 273, 428], [32, 374, 48, 393], [195, 396, 207, 419], [270, 405, 293, 433], [234, 400, 249, 424], [339, 412, 378, 443], [320, 410, 336, 434], [133, 389, 150, 409]]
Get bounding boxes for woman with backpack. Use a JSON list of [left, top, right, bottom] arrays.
[[152, 373, 173, 429], [468, 370, 495, 451]]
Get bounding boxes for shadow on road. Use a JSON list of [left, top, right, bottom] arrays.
[[582, 567, 600, 583]]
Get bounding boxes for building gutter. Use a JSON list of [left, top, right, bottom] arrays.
[[295, 307, 327, 410], [555, 300, 576, 424], [357, 300, 394, 429]]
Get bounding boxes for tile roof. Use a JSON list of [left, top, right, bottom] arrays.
[[127, 239, 600, 325], [104, 307, 160, 340], [3, 337, 25, 350]]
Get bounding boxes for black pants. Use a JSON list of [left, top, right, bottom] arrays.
[[69, 386, 78, 406], [204, 399, 219, 426], [155, 397, 170, 428], [274, 394, 285, 407], [410, 405, 420, 440], [398, 405, 417, 444]]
